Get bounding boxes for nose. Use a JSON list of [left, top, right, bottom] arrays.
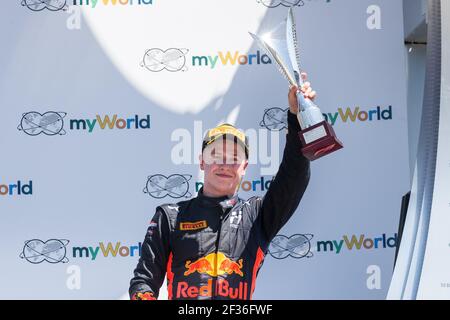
[[217, 163, 233, 169]]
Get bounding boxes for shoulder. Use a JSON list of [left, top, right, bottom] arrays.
[[240, 195, 263, 205], [238, 195, 264, 214], [157, 199, 192, 222]]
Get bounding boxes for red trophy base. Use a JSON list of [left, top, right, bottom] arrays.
[[298, 120, 343, 161]]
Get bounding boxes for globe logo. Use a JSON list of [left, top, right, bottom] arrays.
[[143, 174, 192, 199], [141, 48, 189, 72], [260, 107, 288, 131], [21, 0, 68, 11], [20, 239, 70, 264], [17, 111, 67, 136], [257, 0, 305, 8], [269, 234, 314, 259]]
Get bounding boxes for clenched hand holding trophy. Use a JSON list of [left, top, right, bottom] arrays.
[[250, 8, 343, 160]]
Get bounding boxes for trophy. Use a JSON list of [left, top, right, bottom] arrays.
[[249, 8, 343, 160]]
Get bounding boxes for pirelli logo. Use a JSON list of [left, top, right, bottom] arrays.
[[180, 220, 208, 231]]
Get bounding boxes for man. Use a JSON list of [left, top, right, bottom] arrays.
[[129, 73, 315, 300]]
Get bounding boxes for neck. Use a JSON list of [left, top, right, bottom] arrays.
[[202, 186, 234, 198]]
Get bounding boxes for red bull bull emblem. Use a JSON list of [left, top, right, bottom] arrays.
[[184, 252, 243, 277], [184, 257, 213, 276]]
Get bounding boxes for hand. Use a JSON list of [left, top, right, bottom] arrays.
[[288, 72, 317, 115]]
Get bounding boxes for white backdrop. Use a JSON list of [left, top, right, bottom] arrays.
[[0, 0, 409, 299], [387, 0, 449, 300], [416, 0, 449, 299]]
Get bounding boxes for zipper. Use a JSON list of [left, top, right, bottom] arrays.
[[211, 207, 226, 300]]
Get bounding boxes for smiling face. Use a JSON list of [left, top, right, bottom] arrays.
[[199, 137, 248, 197]]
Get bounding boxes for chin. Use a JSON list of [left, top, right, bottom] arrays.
[[213, 183, 237, 195]]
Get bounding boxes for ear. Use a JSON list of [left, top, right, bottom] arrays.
[[244, 160, 249, 170], [199, 154, 204, 171], [241, 160, 249, 174]]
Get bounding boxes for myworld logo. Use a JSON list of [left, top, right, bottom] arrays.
[[141, 48, 272, 72], [17, 111, 151, 136], [317, 233, 397, 254], [269, 233, 398, 260], [72, 242, 142, 260], [20, 239, 143, 264], [195, 176, 274, 193], [0, 180, 33, 196], [72, 0, 153, 8], [143, 174, 274, 200], [21, 0, 154, 12], [191, 50, 271, 69], [260, 106, 393, 131], [323, 106, 393, 126]]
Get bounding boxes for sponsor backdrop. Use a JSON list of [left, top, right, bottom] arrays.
[[0, 0, 409, 299]]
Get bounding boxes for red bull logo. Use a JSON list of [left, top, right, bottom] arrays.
[[184, 252, 244, 277], [180, 252, 248, 299], [177, 278, 248, 299]]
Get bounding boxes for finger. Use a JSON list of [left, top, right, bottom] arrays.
[[288, 87, 297, 101], [288, 86, 299, 107], [300, 72, 307, 81], [303, 88, 314, 98], [301, 82, 311, 92], [289, 88, 298, 100], [289, 85, 298, 96], [309, 91, 317, 99], [305, 87, 312, 94]]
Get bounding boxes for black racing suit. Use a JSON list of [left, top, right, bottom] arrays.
[[129, 111, 311, 300]]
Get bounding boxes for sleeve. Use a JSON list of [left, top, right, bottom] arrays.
[[129, 207, 171, 300], [260, 110, 311, 241]]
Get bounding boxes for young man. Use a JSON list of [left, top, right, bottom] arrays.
[[129, 74, 315, 300]]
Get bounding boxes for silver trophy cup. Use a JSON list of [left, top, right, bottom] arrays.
[[249, 8, 343, 160]]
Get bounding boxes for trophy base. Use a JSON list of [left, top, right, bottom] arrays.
[[298, 120, 343, 161]]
